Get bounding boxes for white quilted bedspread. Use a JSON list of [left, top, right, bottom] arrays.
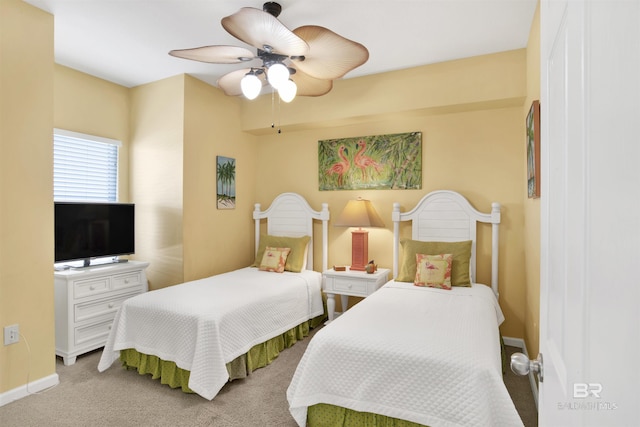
[[98, 267, 323, 400], [287, 281, 523, 427]]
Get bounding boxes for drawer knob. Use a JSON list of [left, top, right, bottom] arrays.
[[108, 303, 114, 308], [89, 285, 95, 290], [124, 279, 129, 284], [348, 284, 352, 289]]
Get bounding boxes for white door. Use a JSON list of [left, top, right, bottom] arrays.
[[537, 0, 640, 425]]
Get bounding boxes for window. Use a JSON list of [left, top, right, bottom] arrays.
[[53, 129, 120, 202]]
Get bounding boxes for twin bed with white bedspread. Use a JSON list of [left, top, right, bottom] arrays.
[[287, 190, 524, 426], [98, 193, 329, 400]]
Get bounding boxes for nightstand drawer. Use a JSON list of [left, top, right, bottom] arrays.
[[112, 271, 143, 291], [331, 278, 368, 294], [322, 268, 391, 322], [74, 277, 110, 299], [74, 291, 140, 323]]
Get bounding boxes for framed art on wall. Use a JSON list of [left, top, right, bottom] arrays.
[[216, 156, 236, 209], [318, 131, 422, 191], [526, 100, 541, 198]]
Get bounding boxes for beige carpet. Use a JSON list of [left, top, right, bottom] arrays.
[[0, 328, 537, 427]]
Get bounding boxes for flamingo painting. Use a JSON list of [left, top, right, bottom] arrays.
[[326, 145, 350, 187], [318, 131, 421, 191], [354, 140, 383, 180]]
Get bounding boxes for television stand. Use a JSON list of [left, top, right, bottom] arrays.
[[54, 260, 149, 365]]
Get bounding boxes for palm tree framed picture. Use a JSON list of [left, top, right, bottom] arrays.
[[216, 156, 236, 209], [319, 132, 422, 191], [526, 100, 541, 198]]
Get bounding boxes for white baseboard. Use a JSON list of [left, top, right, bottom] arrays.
[[503, 336, 525, 348], [0, 373, 59, 407], [503, 336, 539, 410]]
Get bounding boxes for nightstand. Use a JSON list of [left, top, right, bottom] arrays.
[[323, 267, 390, 322]]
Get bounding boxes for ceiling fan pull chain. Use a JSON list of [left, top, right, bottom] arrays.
[[277, 96, 282, 134], [271, 90, 275, 129]]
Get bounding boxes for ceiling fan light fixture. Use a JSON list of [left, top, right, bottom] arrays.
[[278, 79, 297, 103], [240, 72, 262, 99], [170, 2, 368, 100], [267, 62, 290, 89]]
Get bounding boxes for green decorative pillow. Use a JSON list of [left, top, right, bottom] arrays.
[[396, 239, 472, 286], [259, 247, 291, 273], [414, 253, 453, 290], [253, 234, 311, 272]]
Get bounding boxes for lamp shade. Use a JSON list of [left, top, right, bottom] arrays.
[[334, 198, 385, 228]]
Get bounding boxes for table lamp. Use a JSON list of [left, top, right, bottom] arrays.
[[334, 198, 385, 270]]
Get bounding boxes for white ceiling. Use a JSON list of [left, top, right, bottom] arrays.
[[24, 0, 538, 90]]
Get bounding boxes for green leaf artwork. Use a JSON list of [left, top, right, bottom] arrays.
[[319, 132, 422, 191]]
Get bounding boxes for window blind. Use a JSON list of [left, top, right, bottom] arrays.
[[53, 129, 120, 202]]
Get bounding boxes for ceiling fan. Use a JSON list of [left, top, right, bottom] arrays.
[[169, 2, 369, 102]]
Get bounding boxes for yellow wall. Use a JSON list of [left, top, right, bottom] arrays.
[[242, 50, 525, 134], [54, 65, 131, 202], [250, 50, 528, 338], [182, 76, 257, 281], [524, 3, 541, 357], [129, 75, 185, 289], [127, 75, 259, 289], [0, 0, 55, 394]]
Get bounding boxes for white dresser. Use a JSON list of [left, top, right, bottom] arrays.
[[54, 260, 149, 365]]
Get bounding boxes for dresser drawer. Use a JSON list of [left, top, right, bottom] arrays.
[[74, 291, 140, 323], [74, 318, 114, 347], [74, 277, 110, 299], [112, 271, 143, 292]]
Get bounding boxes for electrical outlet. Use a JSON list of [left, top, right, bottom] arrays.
[[3, 324, 19, 345]]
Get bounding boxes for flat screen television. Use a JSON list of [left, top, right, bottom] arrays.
[[54, 202, 135, 267]]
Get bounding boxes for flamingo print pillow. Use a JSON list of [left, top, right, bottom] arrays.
[[259, 247, 291, 273], [414, 253, 453, 289]]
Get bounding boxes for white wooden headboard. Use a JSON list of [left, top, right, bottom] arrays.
[[392, 190, 501, 296], [253, 193, 330, 272]]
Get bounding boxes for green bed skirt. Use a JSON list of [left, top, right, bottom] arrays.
[[308, 404, 428, 427], [306, 336, 509, 427], [119, 313, 325, 394]]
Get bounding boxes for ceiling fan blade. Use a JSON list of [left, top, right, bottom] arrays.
[[290, 67, 333, 97], [217, 68, 266, 96], [292, 26, 369, 80], [222, 7, 309, 56], [169, 45, 256, 64]]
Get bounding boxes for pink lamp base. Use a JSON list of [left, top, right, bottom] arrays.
[[350, 229, 368, 271]]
